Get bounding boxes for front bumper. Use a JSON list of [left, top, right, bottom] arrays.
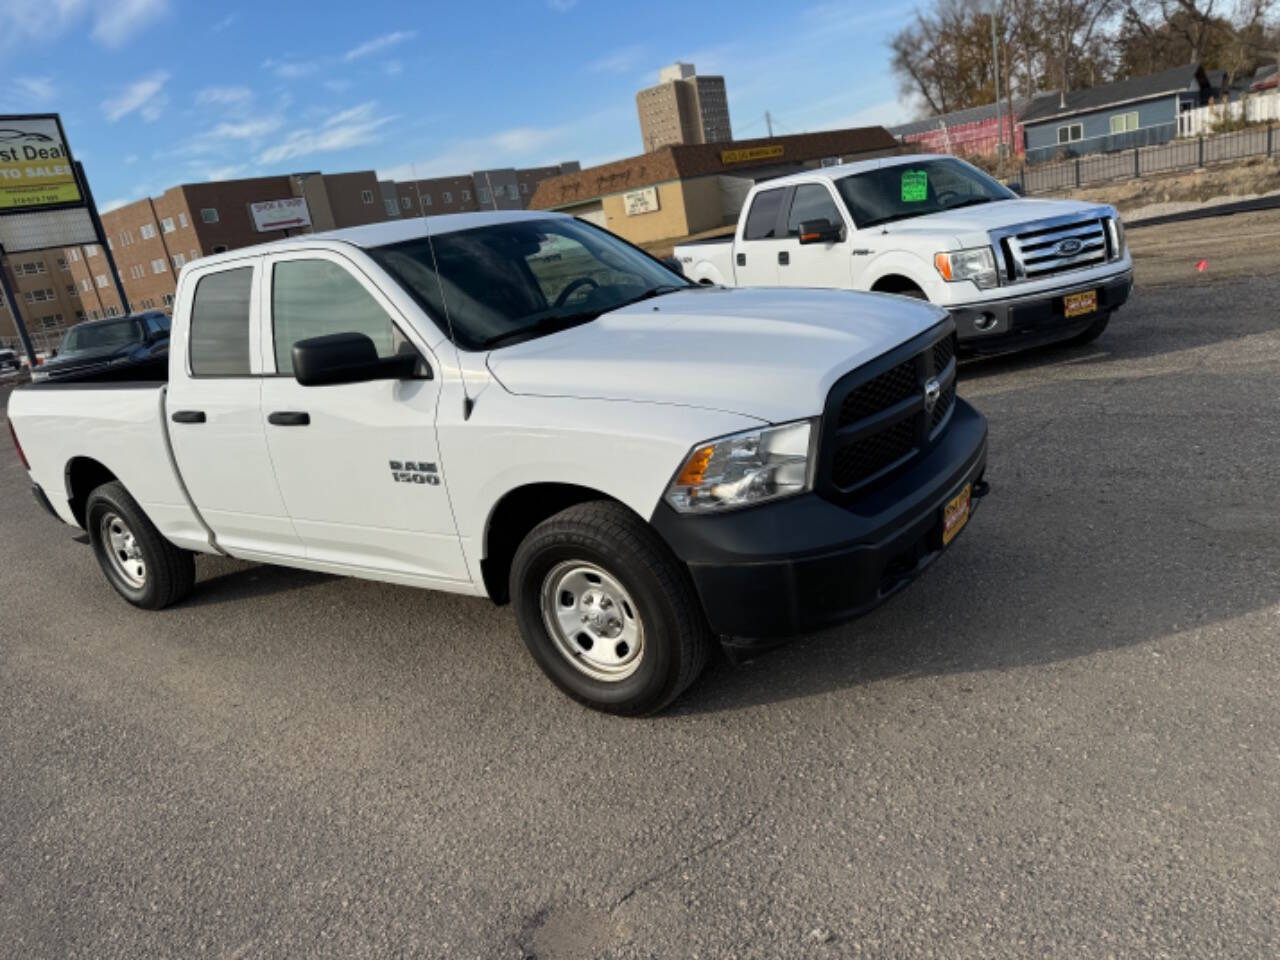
[[651, 398, 988, 646], [949, 270, 1132, 353]]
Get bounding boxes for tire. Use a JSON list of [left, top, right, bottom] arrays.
[[510, 501, 712, 715], [85, 481, 195, 610], [1066, 311, 1110, 346]]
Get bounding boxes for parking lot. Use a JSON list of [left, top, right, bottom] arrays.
[[2, 213, 1278, 959]]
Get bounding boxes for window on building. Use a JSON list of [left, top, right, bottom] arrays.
[[151, 259, 167, 274], [270, 259, 407, 374], [442, 191, 452, 204], [162, 293, 174, 307], [786, 184, 844, 237], [95, 275, 109, 288], [520, 182, 529, 195], [173, 253, 186, 269], [57, 257, 68, 271], [66, 284, 76, 295], [361, 189, 374, 204], [401, 196, 412, 210], [462, 189, 471, 202], [507, 184, 520, 201], [1057, 123, 1084, 144], [140, 224, 157, 239], [743, 188, 786, 240], [161, 217, 176, 233], [384, 198, 399, 217], [477, 187, 490, 204], [1108, 111, 1139, 134], [40, 315, 60, 329], [105, 306, 119, 317], [80, 278, 91, 292], [85, 245, 100, 258], [189, 267, 253, 376], [178, 212, 189, 229], [76, 310, 85, 320], [68, 248, 80, 262], [423, 193, 432, 206], [201, 208, 220, 224]]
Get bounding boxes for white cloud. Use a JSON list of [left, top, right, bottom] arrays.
[[203, 164, 249, 181], [587, 45, 645, 75], [258, 102, 395, 166], [92, 0, 169, 48], [101, 197, 130, 213], [124, 153, 138, 165], [384, 60, 403, 76], [208, 117, 283, 140], [323, 79, 353, 94], [263, 58, 320, 79], [211, 12, 237, 32], [547, 0, 578, 10], [196, 86, 253, 107], [12, 75, 56, 103], [101, 71, 170, 123], [344, 30, 416, 62]]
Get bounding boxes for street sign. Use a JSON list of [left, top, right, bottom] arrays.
[[249, 197, 312, 232]]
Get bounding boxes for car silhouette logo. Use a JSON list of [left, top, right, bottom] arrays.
[[0, 128, 55, 143], [1055, 237, 1084, 256]]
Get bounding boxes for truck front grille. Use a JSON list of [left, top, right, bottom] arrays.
[[821, 324, 958, 496], [1001, 218, 1110, 282]]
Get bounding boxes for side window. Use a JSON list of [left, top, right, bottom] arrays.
[[786, 184, 843, 236], [743, 188, 785, 241], [271, 259, 406, 375], [189, 267, 253, 376]]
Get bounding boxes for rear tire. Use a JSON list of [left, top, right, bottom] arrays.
[[510, 501, 711, 715], [1066, 311, 1110, 346], [85, 481, 195, 610]]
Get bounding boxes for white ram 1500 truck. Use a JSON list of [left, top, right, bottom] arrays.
[[675, 154, 1134, 354], [8, 211, 989, 714]]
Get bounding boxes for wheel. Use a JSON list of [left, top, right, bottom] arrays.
[[1066, 311, 1110, 346], [85, 481, 195, 610], [510, 501, 712, 715]]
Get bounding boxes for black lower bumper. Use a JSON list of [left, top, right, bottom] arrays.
[[949, 271, 1132, 353], [652, 399, 988, 646], [31, 483, 63, 522]]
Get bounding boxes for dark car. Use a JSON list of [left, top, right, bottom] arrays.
[[31, 311, 171, 383], [0, 348, 19, 373]]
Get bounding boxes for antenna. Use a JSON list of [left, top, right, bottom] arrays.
[[413, 161, 475, 420]]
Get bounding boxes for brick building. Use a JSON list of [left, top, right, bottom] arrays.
[[637, 63, 733, 152], [0, 248, 99, 354]]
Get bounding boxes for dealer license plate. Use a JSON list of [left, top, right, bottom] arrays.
[[1063, 289, 1098, 318], [942, 483, 972, 547]]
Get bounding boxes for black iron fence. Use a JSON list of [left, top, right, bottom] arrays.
[[1022, 125, 1279, 195]]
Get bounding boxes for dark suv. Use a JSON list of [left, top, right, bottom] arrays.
[[0, 348, 19, 373], [32, 311, 171, 383]]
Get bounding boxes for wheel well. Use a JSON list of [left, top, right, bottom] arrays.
[[697, 278, 715, 286], [65, 457, 118, 528], [871, 274, 925, 297], [481, 483, 618, 604]]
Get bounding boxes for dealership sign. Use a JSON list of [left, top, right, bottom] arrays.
[[623, 186, 660, 216], [249, 197, 312, 233], [720, 144, 785, 165], [0, 116, 82, 212]]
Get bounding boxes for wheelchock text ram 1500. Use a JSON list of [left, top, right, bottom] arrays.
[[8, 211, 989, 714]]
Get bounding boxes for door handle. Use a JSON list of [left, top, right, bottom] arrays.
[[735, 252, 746, 267], [170, 410, 206, 424], [268, 411, 310, 426], [778, 251, 790, 266]]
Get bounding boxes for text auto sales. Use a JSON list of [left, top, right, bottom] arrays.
[[0, 142, 69, 179]]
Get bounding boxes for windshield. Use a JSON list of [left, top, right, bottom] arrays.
[[836, 158, 1015, 229], [60, 318, 144, 353], [368, 217, 690, 350]]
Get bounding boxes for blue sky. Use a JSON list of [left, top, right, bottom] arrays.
[[0, 0, 918, 212]]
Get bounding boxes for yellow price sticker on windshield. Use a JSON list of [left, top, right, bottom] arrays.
[[901, 170, 928, 203]]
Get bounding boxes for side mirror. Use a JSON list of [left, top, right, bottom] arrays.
[[293, 332, 422, 386], [1006, 181, 1025, 197], [798, 219, 843, 245], [661, 255, 685, 277]]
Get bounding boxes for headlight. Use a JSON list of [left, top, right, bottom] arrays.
[[665, 419, 815, 514], [934, 247, 998, 289]]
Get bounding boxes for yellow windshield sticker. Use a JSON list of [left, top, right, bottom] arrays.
[[901, 170, 928, 203]]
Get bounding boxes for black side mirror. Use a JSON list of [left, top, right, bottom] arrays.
[[293, 332, 423, 386], [1007, 181, 1025, 197], [798, 219, 843, 245], [661, 255, 685, 277]]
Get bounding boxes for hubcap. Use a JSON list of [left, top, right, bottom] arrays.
[[540, 561, 644, 682], [101, 512, 146, 589]]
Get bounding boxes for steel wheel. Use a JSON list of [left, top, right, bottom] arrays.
[[100, 511, 147, 589], [540, 560, 645, 682]]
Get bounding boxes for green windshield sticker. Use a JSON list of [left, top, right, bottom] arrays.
[[901, 170, 928, 203]]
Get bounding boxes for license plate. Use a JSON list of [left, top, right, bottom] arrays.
[[1063, 289, 1098, 318], [942, 483, 972, 547]]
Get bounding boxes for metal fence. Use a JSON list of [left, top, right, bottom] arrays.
[[1022, 125, 1280, 195]]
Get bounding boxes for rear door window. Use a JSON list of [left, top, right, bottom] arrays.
[[189, 267, 252, 376], [743, 189, 785, 240]]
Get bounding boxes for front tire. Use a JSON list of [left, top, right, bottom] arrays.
[[510, 501, 711, 715], [85, 481, 195, 610]]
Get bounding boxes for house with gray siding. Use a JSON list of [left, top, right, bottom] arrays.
[[1021, 65, 1217, 164]]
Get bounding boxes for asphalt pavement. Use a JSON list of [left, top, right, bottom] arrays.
[[1, 260, 1278, 958]]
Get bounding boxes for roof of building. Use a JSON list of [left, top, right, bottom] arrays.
[[529, 126, 899, 210], [889, 99, 1035, 137], [1021, 65, 1208, 124]]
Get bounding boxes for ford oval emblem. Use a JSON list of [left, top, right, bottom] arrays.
[[1056, 237, 1084, 256]]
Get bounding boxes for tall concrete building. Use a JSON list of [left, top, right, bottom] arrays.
[[637, 62, 733, 152]]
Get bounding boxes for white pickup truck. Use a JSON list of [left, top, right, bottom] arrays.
[[675, 154, 1134, 354], [8, 211, 988, 714]]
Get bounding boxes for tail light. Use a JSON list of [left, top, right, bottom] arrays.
[[8, 420, 29, 470]]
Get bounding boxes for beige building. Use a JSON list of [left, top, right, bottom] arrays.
[[0, 248, 96, 354], [637, 63, 733, 152], [531, 127, 900, 248]]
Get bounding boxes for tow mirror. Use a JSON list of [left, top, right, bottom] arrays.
[[293, 332, 423, 386], [798, 219, 842, 245]]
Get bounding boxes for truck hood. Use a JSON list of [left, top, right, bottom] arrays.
[[485, 287, 947, 422], [882, 198, 1113, 246]]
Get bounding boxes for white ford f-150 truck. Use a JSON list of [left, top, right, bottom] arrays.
[[675, 154, 1133, 354], [8, 211, 988, 714]]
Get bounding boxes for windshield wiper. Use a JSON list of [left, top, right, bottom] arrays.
[[613, 284, 687, 309], [482, 310, 601, 349], [944, 197, 997, 210]]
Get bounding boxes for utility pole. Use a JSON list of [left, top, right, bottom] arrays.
[[991, 3, 1003, 158], [765, 111, 774, 137]]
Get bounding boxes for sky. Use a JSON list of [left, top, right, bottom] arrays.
[[0, 0, 919, 212]]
